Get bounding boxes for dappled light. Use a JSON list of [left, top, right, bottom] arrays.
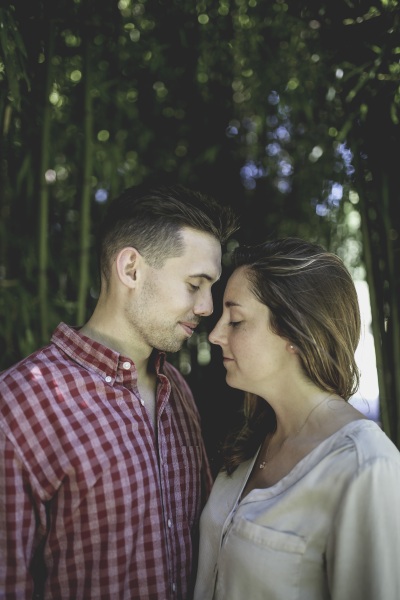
[[95, 189, 108, 203], [45, 170, 57, 184], [70, 70, 82, 82], [97, 130, 110, 142], [0, 0, 399, 446], [308, 145, 323, 162]]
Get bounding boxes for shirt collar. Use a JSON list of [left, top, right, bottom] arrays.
[[52, 322, 166, 382]]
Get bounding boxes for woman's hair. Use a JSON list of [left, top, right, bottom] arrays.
[[223, 237, 361, 474], [98, 183, 239, 283]]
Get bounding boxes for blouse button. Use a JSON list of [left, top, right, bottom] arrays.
[[105, 376, 112, 383], [122, 361, 131, 370]]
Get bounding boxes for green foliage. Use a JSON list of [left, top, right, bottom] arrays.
[[1, 0, 399, 446]]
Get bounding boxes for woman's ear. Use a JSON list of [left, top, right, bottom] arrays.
[[115, 247, 142, 288]]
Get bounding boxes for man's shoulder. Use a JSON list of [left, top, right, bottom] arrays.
[[0, 344, 54, 383], [0, 322, 77, 387], [0, 345, 57, 447], [0, 337, 68, 417]]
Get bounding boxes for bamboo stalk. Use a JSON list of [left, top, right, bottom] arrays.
[[77, 35, 93, 325], [38, 23, 54, 343]]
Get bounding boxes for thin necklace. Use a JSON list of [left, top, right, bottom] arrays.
[[259, 394, 333, 470]]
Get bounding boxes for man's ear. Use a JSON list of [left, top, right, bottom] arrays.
[[115, 247, 142, 288]]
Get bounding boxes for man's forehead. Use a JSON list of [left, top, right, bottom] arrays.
[[179, 231, 222, 278]]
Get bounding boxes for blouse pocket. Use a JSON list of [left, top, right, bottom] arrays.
[[233, 516, 306, 553], [215, 516, 306, 600]]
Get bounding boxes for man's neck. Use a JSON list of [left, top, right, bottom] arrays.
[[79, 319, 151, 380]]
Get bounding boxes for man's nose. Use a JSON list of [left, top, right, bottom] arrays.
[[194, 291, 214, 317]]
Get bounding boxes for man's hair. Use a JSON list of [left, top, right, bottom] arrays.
[[97, 184, 239, 282]]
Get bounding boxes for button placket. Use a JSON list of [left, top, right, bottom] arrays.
[[157, 423, 176, 591]]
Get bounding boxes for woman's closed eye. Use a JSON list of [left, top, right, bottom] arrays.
[[229, 321, 242, 327]]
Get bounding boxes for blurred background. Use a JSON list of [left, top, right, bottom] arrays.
[[1, 0, 399, 473]]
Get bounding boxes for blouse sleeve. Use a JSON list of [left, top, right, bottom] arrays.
[[326, 455, 400, 600]]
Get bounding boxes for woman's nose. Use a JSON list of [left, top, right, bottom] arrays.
[[209, 320, 224, 345]]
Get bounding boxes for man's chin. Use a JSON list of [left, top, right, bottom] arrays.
[[154, 338, 185, 354]]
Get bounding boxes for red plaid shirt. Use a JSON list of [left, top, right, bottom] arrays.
[[0, 322, 212, 600]]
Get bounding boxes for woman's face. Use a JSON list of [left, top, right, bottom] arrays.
[[209, 267, 291, 395]]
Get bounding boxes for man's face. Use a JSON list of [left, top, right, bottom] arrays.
[[127, 227, 222, 353]]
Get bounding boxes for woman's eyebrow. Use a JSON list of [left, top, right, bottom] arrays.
[[224, 300, 242, 308]]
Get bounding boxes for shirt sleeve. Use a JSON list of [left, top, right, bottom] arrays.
[[0, 431, 39, 599], [326, 456, 400, 600]]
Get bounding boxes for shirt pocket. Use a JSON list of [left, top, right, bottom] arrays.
[[216, 516, 306, 600]]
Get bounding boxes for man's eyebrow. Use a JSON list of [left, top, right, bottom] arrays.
[[189, 273, 220, 282]]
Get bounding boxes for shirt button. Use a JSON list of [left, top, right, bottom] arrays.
[[122, 361, 131, 370], [140, 399, 145, 406], [172, 583, 176, 592], [105, 376, 112, 383], [167, 519, 172, 528]]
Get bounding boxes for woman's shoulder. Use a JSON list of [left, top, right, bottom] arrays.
[[335, 419, 400, 466]]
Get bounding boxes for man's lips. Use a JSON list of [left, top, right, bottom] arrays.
[[180, 322, 199, 336]]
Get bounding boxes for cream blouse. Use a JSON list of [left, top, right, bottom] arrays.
[[194, 420, 400, 600]]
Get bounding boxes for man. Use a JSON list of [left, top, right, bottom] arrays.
[[0, 184, 238, 600]]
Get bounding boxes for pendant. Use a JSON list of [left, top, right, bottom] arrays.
[[259, 461, 266, 469]]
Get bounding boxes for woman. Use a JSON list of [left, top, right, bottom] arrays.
[[194, 238, 400, 600]]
